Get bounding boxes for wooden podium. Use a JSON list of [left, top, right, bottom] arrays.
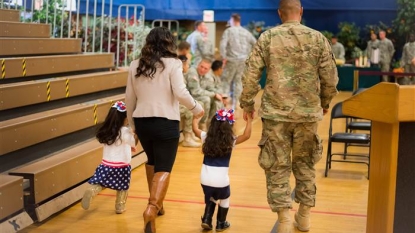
[[342, 83, 415, 233]]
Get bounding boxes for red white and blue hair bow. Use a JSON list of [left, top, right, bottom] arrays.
[[215, 108, 235, 124], [112, 101, 127, 112]]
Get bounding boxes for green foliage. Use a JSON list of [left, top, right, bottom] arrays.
[[394, 0, 415, 38], [244, 21, 274, 39], [321, 31, 334, 41], [31, 0, 67, 37], [336, 22, 361, 59], [127, 24, 152, 63]]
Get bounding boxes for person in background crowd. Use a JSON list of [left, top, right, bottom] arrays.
[[220, 13, 257, 110], [378, 30, 395, 82]]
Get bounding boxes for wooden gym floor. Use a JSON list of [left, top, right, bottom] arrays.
[[22, 91, 369, 233]]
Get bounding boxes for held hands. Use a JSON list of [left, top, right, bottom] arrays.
[[243, 111, 255, 121]]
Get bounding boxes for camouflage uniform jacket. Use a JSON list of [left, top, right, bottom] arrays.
[[201, 70, 222, 94], [193, 32, 214, 66], [185, 67, 216, 98], [220, 26, 257, 62], [240, 20, 339, 122], [331, 42, 345, 60], [401, 42, 415, 66], [378, 38, 395, 64]]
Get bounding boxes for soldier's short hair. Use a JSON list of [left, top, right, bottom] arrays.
[[211, 60, 223, 71], [178, 41, 190, 51], [201, 56, 213, 64], [231, 13, 241, 22], [279, 0, 302, 15], [195, 20, 204, 29]]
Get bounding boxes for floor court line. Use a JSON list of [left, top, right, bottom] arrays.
[[97, 193, 367, 218]]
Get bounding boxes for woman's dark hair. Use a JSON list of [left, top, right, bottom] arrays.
[[202, 116, 234, 157], [136, 27, 178, 78], [96, 108, 127, 145]]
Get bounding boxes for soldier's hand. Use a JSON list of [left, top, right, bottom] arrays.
[[323, 108, 329, 116], [412, 57, 415, 66], [223, 59, 227, 67]]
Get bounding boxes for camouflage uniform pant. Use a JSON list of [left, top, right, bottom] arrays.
[[258, 120, 323, 212], [180, 105, 192, 133], [221, 60, 245, 104], [380, 62, 391, 82], [400, 65, 415, 85], [195, 95, 211, 123]]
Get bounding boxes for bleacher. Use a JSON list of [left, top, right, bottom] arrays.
[[0, 8, 147, 232]]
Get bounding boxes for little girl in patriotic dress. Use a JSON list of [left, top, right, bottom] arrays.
[[192, 108, 252, 231], [81, 101, 138, 214]]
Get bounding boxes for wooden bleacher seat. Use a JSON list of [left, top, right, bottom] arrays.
[[0, 175, 24, 220], [0, 94, 124, 156], [0, 9, 20, 22], [0, 21, 51, 38], [0, 70, 128, 110], [0, 174, 33, 231], [0, 54, 114, 79], [0, 38, 82, 56]]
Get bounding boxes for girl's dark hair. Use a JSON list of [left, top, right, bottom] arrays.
[[96, 108, 127, 145], [136, 27, 178, 78], [202, 116, 234, 157]]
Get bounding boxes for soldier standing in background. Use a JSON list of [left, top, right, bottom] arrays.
[[400, 33, 415, 85], [239, 0, 338, 232], [378, 30, 395, 82], [331, 36, 345, 61], [366, 33, 380, 64], [220, 13, 257, 110]]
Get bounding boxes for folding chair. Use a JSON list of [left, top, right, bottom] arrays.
[[325, 102, 371, 179]]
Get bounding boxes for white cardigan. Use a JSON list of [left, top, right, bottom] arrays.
[[125, 57, 202, 129]]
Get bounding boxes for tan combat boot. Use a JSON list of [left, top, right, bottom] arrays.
[[179, 133, 184, 143], [277, 208, 292, 233], [295, 204, 311, 232], [81, 184, 102, 210], [190, 131, 200, 141], [182, 132, 201, 147], [115, 190, 128, 214]]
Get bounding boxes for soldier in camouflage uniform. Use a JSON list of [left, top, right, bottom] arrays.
[[220, 13, 257, 109], [239, 1, 338, 232], [201, 60, 225, 121], [185, 59, 223, 130], [178, 55, 201, 147], [190, 23, 214, 67], [400, 33, 415, 85], [378, 31, 395, 82], [331, 36, 345, 61]]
